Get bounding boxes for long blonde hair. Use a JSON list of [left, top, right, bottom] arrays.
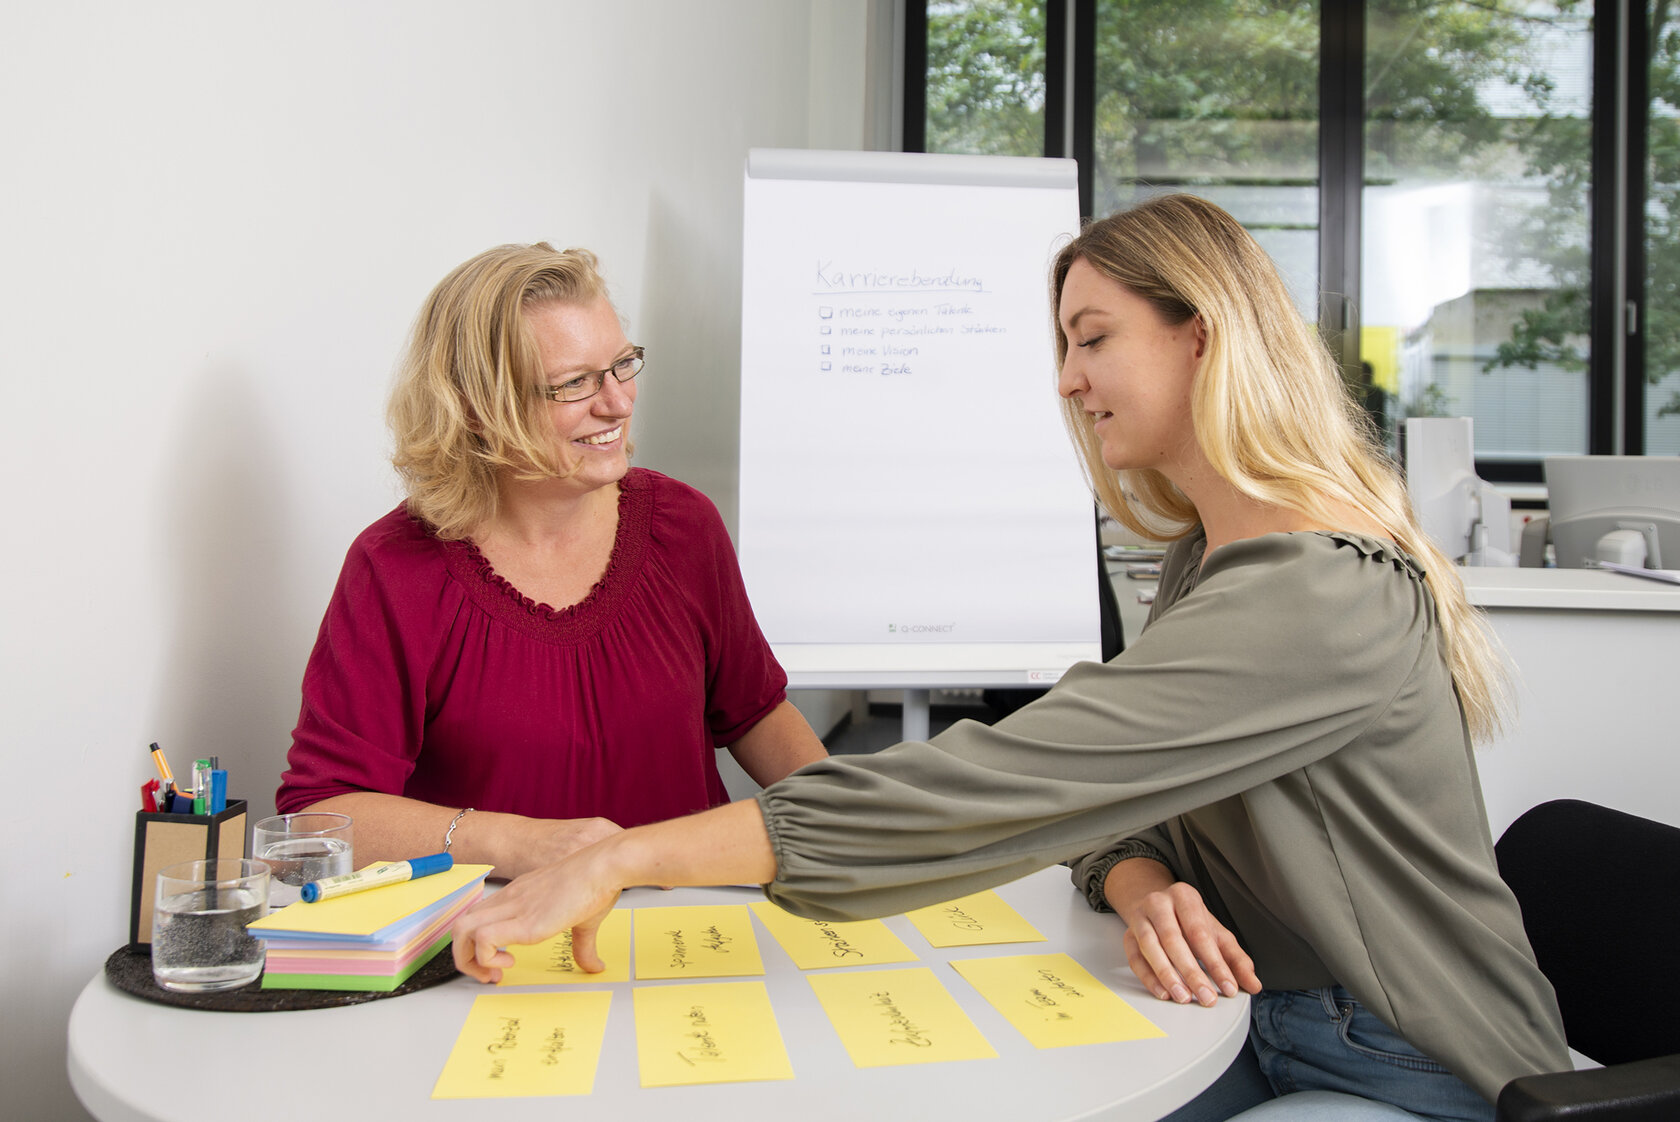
[[1051, 194, 1508, 741], [388, 243, 612, 540]]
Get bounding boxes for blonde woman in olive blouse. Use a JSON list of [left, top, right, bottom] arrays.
[[455, 195, 1567, 1122]]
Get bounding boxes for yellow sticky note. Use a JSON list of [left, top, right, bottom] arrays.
[[749, 902, 918, 970], [633, 904, 764, 979], [951, 952, 1164, 1047], [632, 981, 794, 1087], [431, 990, 612, 1098], [903, 890, 1046, 947], [807, 967, 998, 1067], [497, 909, 632, 985], [248, 863, 493, 937]]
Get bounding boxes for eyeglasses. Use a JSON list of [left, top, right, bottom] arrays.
[[539, 346, 645, 403]]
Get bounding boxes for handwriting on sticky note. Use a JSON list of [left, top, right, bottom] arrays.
[[807, 967, 997, 1067], [431, 991, 611, 1098], [903, 890, 1046, 947], [633, 905, 764, 979], [749, 901, 918, 969], [632, 981, 793, 1086], [497, 909, 631, 985], [951, 952, 1164, 1047]]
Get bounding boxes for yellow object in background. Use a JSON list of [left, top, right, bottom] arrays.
[[633, 904, 765, 979], [1360, 324, 1401, 395], [633, 981, 794, 1087], [749, 901, 918, 970], [432, 990, 612, 1099], [903, 890, 1046, 947], [496, 909, 632, 985], [952, 952, 1164, 1048], [807, 967, 997, 1067]]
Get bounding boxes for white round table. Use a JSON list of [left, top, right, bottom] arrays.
[[69, 868, 1247, 1121]]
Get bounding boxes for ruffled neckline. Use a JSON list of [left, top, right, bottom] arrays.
[[1175, 527, 1426, 603], [1318, 530, 1427, 579], [439, 469, 654, 643]]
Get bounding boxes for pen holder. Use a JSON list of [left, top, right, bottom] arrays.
[[129, 799, 248, 950]]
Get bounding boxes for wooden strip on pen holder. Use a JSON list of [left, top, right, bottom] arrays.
[[128, 799, 248, 950]]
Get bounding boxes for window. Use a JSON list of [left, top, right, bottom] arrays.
[[1363, 2, 1593, 465], [911, 1, 1679, 468], [1644, 2, 1680, 452], [1090, 2, 1322, 324], [923, 0, 1047, 156]]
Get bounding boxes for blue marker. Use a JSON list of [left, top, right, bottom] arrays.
[[301, 852, 453, 903]]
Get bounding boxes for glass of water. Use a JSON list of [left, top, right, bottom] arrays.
[[151, 858, 271, 992], [251, 812, 353, 907]]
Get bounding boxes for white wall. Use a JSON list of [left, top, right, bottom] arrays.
[[0, 3, 885, 1117]]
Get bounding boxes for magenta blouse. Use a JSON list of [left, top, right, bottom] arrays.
[[276, 469, 788, 828]]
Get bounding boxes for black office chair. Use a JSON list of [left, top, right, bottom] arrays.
[[1494, 799, 1680, 1121]]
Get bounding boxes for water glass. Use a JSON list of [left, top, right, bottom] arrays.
[[151, 858, 270, 993], [251, 812, 353, 907]]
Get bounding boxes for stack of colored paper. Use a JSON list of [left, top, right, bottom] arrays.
[[247, 863, 492, 991]]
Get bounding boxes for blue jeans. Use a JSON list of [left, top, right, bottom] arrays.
[[1161, 987, 1494, 1122]]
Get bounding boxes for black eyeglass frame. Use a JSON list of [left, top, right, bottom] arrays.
[[539, 346, 645, 403]]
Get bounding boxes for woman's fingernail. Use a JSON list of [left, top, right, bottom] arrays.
[[1171, 983, 1192, 1003], [1221, 980, 1238, 997]]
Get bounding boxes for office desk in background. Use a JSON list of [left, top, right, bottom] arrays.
[[1461, 566, 1680, 834], [68, 868, 1249, 1122]]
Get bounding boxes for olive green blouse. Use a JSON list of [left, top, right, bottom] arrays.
[[755, 529, 1567, 1102]]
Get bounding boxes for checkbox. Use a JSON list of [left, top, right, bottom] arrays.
[[820, 362, 832, 371], [820, 345, 831, 354], [818, 307, 834, 319], [819, 325, 832, 335]]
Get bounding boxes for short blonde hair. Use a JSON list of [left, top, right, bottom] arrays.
[[1051, 194, 1508, 742], [388, 243, 610, 540]]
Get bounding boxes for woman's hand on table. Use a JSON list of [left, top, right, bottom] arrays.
[[452, 800, 778, 982], [452, 842, 624, 983], [1104, 858, 1260, 1007]]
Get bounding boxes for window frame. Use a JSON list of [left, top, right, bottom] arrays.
[[904, 0, 1659, 475]]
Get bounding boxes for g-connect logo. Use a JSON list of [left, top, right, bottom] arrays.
[[888, 622, 957, 634]]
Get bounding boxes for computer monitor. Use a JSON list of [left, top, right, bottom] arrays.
[[1543, 455, 1680, 570], [1404, 418, 1513, 565]]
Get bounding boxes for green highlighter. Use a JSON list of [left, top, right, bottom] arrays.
[[191, 758, 211, 815]]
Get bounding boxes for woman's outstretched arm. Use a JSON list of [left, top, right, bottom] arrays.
[[451, 799, 775, 982]]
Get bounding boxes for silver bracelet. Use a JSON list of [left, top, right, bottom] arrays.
[[443, 807, 474, 852]]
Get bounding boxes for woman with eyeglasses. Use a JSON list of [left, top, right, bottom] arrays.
[[275, 243, 827, 879], [451, 200, 1567, 1122]]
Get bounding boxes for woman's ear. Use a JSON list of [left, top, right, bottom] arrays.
[[1192, 314, 1209, 360]]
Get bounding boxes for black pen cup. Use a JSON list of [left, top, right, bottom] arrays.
[[129, 800, 248, 950]]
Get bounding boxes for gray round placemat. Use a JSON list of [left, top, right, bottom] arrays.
[[104, 945, 461, 1012]]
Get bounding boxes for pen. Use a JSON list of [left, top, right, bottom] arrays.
[[141, 779, 160, 813], [192, 758, 210, 815], [301, 852, 453, 903], [209, 769, 227, 814]]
